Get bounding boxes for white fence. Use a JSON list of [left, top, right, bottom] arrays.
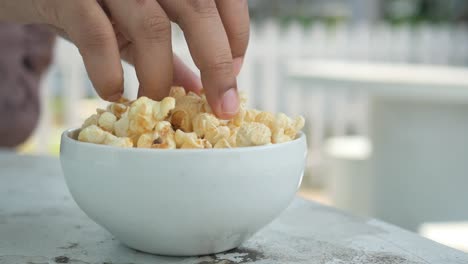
[[34, 21, 468, 171]]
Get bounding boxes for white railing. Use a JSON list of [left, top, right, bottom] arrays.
[[34, 21, 468, 170]]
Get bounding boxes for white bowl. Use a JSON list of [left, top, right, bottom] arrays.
[[60, 128, 307, 256]]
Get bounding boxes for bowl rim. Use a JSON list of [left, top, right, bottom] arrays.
[[61, 128, 306, 154]]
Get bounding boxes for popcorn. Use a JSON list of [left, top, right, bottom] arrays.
[[115, 97, 132, 105], [78, 125, 107, 144], [78, 86, 304, 149], [205, 125, 230, 145], [180, 140, 204, 149], [192, 113, 220, 137], [98, 112, 117, 132], [82, 114, 99, 128], [114, 112, 130, 137], [203, 140, 213, 149], [214, 138, 231, 148], [228, 91, 248, 127], [255, 111, 275, 130], [128, 97, 156, 135], [174, 129, 206, 149], [136, 132, 154, 148], [230, 108, 245, 127], [78, 125, 133, 147], [171, 110, 191, 132], [200, 94, 213, 114], [291, 116, 305, 136], [107, 103, 128, 119], [103, 134, 133, 148], [272, 128, 290, 144], [228, 127, 239, 147], [244, 109, 260, 123], [171, 95, 203, 132], [239, 91, 248, 106], [272, 113, 305, 142], [192, 113, 230, 145], [137, 122, 176, 149], [236, 122, 272, 147], [187, 91, 200, 98], [153, 121, 176, 149], [153, 97, 175, 121], [169, 86, 186, 99]]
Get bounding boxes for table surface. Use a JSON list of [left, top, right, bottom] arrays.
[[1, 152, 467, 264]]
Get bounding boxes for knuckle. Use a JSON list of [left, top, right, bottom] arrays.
[[81, 27, 115, 50], [205, 57, 234, 76], [187, 0, 218, 18], [234, 28, 250, 44], [139, 14, 171, 42], [231, 29, 250, 55]]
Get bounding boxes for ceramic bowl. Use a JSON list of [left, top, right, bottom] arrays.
[[60, 128, 307, 256]]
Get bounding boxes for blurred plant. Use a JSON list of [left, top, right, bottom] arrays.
[[249, 0, 468, 25], [383, 0, 468, 24], [249, 0, 350, 27]]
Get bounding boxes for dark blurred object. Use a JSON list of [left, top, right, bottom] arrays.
[[249, 0, 468, 24], [383, 0, 468, 23], [248, 0, 380, 24], [0, 23, 55, 148]]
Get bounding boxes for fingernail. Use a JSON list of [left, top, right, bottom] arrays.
[[233, 57, 244, 76], [107, 93, 122, 102], [222, 88, 239, 115]]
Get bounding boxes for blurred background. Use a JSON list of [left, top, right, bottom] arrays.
[[19, 0, 468, 253]]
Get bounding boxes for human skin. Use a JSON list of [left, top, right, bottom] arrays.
[[0, 0, 250, 119]]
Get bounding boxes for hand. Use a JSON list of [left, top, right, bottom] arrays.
[[0, 0, 249, 118]]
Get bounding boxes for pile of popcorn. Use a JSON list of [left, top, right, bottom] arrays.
[[78, 87, 304, 149]]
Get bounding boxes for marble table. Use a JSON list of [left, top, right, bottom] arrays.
[[0, 152, 467, 264]]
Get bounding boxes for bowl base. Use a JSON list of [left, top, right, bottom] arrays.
[[121, 240, 244, 257]]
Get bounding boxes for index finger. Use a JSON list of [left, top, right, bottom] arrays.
[[61, 0, 123, 101], [158, 0, 239, 119], [104, 0, 173, 100], [216, 0, 250, 76]]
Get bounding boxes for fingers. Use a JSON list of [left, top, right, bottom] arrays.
[[158, 0, 239, 119], [173, 55, 202, 93], [119, 44, 202, 95], [215, 0, 250, 76], [104, 0, 173, 100], [59, 0, 123, 101], [40, 0, 247, 111], [137, 54, 202, 97]]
